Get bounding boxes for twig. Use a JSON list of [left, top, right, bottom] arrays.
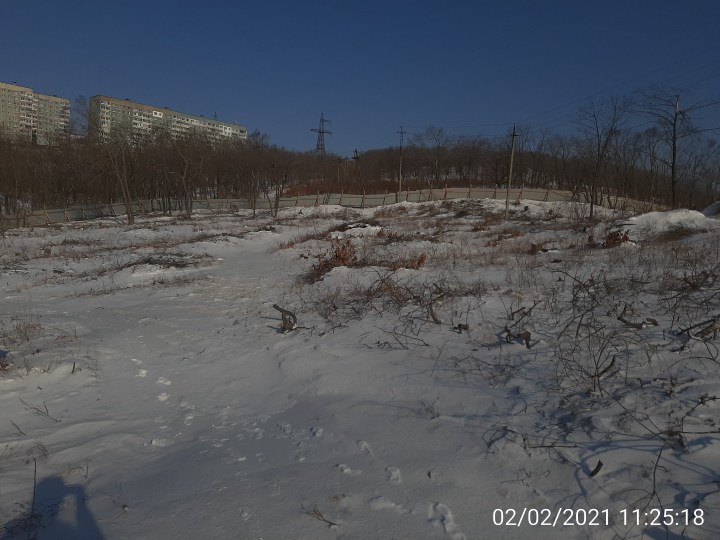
[[589, 460, 604, 477], [20, 399, 61, 423], [678, 314, 720, 336], [617, 304, 645, 329], [505, 326, 532, 348], [595, 356, 616, 379], [272, 304, 298, 332], [428, 302, 443, 324], [10, 420, 26, 436], [300, 504, 338, 528], [507, 299, 542, 329]]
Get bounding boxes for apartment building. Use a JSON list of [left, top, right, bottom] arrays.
[[88, 95, 247, 143], [0, 82, 70, 144]]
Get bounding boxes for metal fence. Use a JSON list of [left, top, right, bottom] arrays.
[[1, 187, 660, 229]]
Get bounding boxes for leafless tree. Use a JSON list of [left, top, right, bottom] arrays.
[[575, 97, 629, 217], [636, 90, 720, 208], [97, 131, 136, 224]]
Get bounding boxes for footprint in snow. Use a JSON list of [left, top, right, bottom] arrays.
[[337, 464, 361, 476], [358, 440, 373, 455], [385, 466, 402, 484], [368, 496, 408, 513], [157, 392, 170, 402], [156, 377, 172, 386], [136, 369, 148, 378], [310, 426, 324, 438], [276, 422, 293, 437], [428, 502, 465, 540], [148, 438, 172, 448]]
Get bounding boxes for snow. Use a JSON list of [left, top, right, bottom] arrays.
[[1, 200, 719, 539], [626, 209, 719, 234]]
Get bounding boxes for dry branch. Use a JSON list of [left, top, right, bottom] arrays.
[[507, 300, 542, 329], [300, 505, 338, 528], [505, 326, 532, 348], [272, 304, 298, 332], [617, 304, 646, 329], [428, 302, 443, 324]]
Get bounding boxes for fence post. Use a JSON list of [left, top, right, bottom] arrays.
[[361, 190, 366, 208], [383, 191, 387, 205]]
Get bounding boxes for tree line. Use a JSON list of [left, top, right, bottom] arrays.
[[1, 87, 718, 223]]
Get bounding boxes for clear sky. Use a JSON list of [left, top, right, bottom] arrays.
[[2, 0, 719, 156]]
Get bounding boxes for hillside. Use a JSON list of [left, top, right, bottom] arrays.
[[1, 199, 719, 539]]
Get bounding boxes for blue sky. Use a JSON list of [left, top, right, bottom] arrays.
[[2, 1, 719, 155]]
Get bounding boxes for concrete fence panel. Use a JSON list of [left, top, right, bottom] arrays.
[[1, 188, 657, 230]]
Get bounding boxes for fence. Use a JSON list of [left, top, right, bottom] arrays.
[[0, 187, 659, 229]]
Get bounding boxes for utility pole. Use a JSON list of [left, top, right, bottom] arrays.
[[505, 125, 518, 220], [671, 95, 680, 209], [352, 149, 360, 183], [396, 126, 405, 203]]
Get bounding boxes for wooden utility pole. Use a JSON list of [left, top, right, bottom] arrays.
[[671, 95, 680, 209], [505, 125, 518, 220], [397, 126, 405, 203]]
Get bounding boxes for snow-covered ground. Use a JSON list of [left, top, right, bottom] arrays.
[[1, 199, 719, 539]]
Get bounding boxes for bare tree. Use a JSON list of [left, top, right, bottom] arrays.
[[161, 132, 207, 219], [410, 126, 453, 187], [97, 132, 136, 224], [575, 97, 629, 217], [636, 90, 720, 208]]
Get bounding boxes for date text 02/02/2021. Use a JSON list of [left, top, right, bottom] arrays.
[[492, 507, 705, 528]]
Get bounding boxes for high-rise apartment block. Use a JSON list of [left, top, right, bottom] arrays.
[[89, 95, 247, 143], [0, 82, 70, 144]]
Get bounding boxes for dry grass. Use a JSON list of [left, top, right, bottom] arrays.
[[652, 224, 702, 244], [306, 238, 428, 283], [308, 239, 358, 282]]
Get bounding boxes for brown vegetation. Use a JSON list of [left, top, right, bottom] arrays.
[[1, 88, 718, 223]]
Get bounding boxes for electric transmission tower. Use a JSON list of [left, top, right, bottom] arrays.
[[311, 112, 332, 156]]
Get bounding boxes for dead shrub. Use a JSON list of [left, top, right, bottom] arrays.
[[604, 230, 631, 248], [376, 229, 403, 243], [374, 205, 408, 220], [389, 252, 427, 271], [274, 227, 335, 250], [308, 239, 358, 282], [471, 213, 504, 232], [529, 242, 544, 255], [486, 228, 524, 247]]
